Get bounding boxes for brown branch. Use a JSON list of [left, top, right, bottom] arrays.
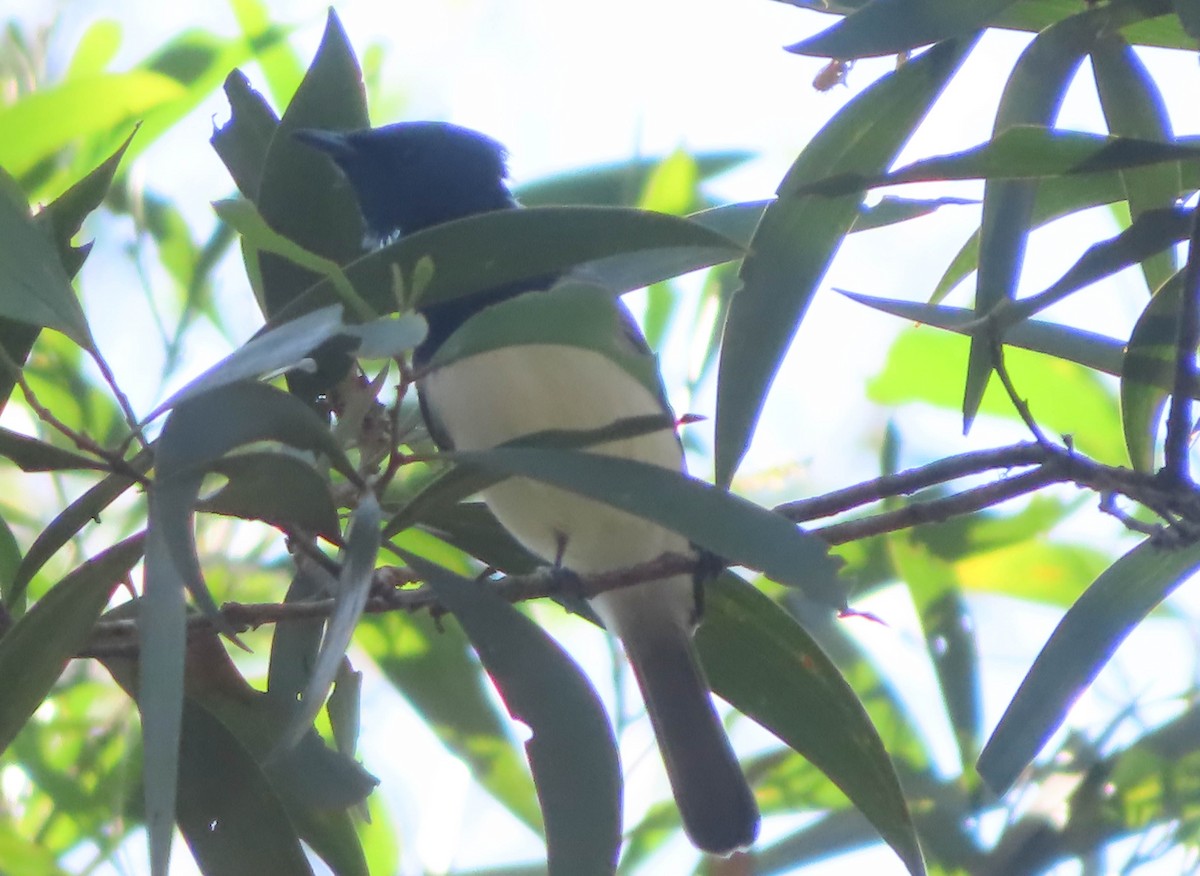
[[78, 553, 701, 658], [815, 467, 1057, 544], [69, 438, 1200, 658], [774, 442, 1046, 521]]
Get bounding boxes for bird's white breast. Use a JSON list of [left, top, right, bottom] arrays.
[[421, 344, 693, 600]]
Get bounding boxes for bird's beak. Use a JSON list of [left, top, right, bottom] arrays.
[[292, 128, 356, 161]]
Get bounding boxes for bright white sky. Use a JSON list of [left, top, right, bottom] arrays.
[[9, 0, 1200, 873]]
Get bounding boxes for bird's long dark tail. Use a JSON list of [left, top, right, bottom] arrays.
[[615, 605, 760, 855]]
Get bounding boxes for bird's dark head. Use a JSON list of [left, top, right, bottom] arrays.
[[294, 121, 516, 243]]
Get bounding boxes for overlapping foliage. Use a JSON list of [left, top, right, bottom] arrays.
[[3, 1, 1200, 874]]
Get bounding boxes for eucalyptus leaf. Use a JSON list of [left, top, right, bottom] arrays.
[[407, 552, 621, 876], [978, 537, 1200, 795], [715, 37, 974, 487]]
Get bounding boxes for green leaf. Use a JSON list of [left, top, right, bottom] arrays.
[[714, 36, 974, 486], [252, 9, 370, 319], [842, 289, 1138, 387], [887, 535, 980, 767], [210, 69, 280, 201], [0, 72, 183, 178], [152, 380, 357, 622], [449, 446, 847, 608], [146, 304, 362, 419], [1092, 33, 1181, 293], [174, 701, 316, 876], [786, 0, 1015, 58], [406, 553, 621, 876], [0, 515, 21, 614], [0, 534, 143, 756], [275, 494, 381, 754], [1000, 207, 1191, 326], [699, 574, 925, 876], [138, 520, 188, 876], [0, 427, 108, 472], [806, 128, 1200, 196], [39, 127, 136, 277], [1121, 269, 1186, 471], [272, 206, 745, 326], [10, 451, 150, 607], [200, 450, 341, 541], [931, 138, 1200, 303], [868, 326, 1126, 465], [977, 537, 1200, 795], [0, 181, 93, 346]]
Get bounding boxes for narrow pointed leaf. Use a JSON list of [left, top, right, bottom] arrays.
[[1121, 270, 1186, 471], [787, 0, 1014, 58], [147, 305, 347, 419], [700, 574, 924, 876], [978, 537, 1200, 795], [842, 290, 1130, 381], [406, 553, 620, 876], [0, 534, 143, 755], [0, 427, 108, 472], [276, 494, 381, 754], [1004, 206, 1192, 324], [0, 183, 93, 346], [10, 451, 150, 605], [449, 446, 846, 608], [715, 36, 974, 486], [1092, 33, 1181, 293], [272, 206, 745, 326], [139, 519, 188, 876], [252, 9, 370, 320]]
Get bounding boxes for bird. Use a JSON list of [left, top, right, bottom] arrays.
[[295, 121, 761, 855]]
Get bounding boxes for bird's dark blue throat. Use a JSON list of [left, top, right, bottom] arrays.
[[293, 122, 555, 366]]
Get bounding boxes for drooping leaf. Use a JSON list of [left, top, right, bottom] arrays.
[[10, 450, 151, 607], [700, 574, 925, 876], [275, 493, 380, 754], [448, 446, 847, 608], [406, 552, 621, 876], [199, 450, 340, 541], [1092, 32, 1181, 294]]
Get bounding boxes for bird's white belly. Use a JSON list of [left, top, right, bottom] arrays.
[[421, 344, 692, 575]]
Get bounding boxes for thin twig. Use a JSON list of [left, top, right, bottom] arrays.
[[88, 346, 150, 452], [0, 344, 151, 485], [775, 442, 1046, 521], [991, 334, 1049, 446], [815, 467, 1057, 544]]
